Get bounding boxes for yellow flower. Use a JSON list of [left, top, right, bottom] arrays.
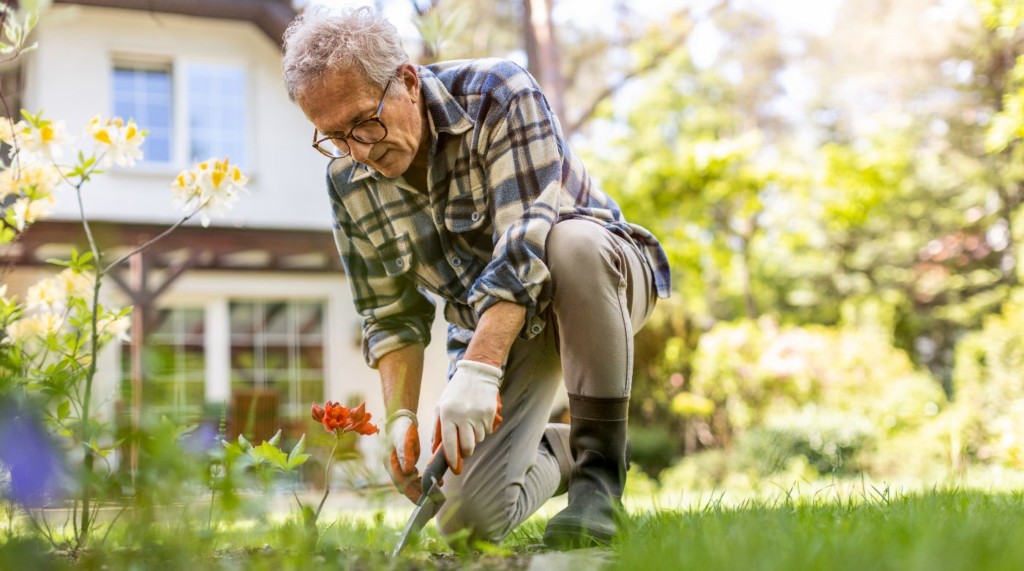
[[88, 115, 146, 167], [56, 268, 94, 301], [10, 195, 56, 230], [26, 277, 64, 311], [0, 119, 21, 146], [5, 312, 64, 342], [19, 119, 67, 163], [98, 312, 131, 342], [0, 163, 60, 201], [0, 169, 17, 200], [171, 158, 248, 227]]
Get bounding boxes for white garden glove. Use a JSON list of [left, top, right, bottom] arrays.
[[434, 359, 503, 471]]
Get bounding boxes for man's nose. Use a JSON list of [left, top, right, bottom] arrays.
[[348, 139, 374, 163]]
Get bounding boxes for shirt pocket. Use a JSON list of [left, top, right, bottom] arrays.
[[444, 185, 489, 234], [377, 233, 415, 277]]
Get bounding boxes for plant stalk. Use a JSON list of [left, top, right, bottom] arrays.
[[313, 437, 341, 524]]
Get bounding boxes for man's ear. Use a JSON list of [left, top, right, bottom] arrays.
[[400, 62, 420, 102]]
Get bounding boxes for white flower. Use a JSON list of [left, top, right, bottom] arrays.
[[88, 115, 146, 167], [172, 158, 248, 227], [0, 118, 20, 147], [25, 277, 64, 311], [0, 163, 61, 201], [98, 313, 131, 342], [5, 312, 64, 342], [17, 119, 68, 163], [9, 194, 55, 230], [56, 268, 94, 302]]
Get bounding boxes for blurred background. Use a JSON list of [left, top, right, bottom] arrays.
[[4, 0, 1024, 494], [329, 0, 1023, 488]]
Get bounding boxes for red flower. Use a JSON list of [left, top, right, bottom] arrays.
[[346, 403, 380, 436], [311, 403, 325, 423], [311, 401, 379, 436]]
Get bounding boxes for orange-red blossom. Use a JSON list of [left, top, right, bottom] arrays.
[[311, 401, 380, 436]]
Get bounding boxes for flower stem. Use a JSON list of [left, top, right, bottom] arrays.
[[313, 436, 341, 525], [101, 198, 210, 275]]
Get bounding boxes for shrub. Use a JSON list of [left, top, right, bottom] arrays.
[[950, 289, 1024, 467], [690, 317, 945, 440], [733, 407, 875, 476]]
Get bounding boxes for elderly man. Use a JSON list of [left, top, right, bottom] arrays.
[[282, 7, 670, 548]]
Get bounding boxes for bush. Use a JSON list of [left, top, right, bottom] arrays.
[[690, 317, 945, 439], [628, 423, 681, 479], [950, 289, 1024, 467], [733, 407, 875, 477]]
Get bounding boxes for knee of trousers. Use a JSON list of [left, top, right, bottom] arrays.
[[436, 487, 515, 542], [546, 220, 621, 295]]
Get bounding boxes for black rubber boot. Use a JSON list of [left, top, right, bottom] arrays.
[[543, 395, 629, 550]]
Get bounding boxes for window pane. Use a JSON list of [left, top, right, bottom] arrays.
[[121, 306, 206, 421], [228, 300, 326, 419], [112, 64, 173, 163], [188, 63, 247, 165]]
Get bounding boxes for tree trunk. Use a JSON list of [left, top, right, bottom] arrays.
[[522, 0, 565, 123]]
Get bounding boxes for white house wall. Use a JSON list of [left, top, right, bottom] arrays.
[[26, 4, 331, 230]]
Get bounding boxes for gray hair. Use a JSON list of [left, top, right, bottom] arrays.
[[282, 6, 409, 101]]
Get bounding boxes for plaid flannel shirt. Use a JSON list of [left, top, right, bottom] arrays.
[[326, 58, 671, 368]]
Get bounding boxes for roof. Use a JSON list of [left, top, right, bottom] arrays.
[[51, 0, 298, 46]]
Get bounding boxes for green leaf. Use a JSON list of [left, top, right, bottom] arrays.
[[56, 400, 70, 422], [287, 434, 306, 466], [254, 441, 288, 470], [237, 433, 252, 451], [286, 453, 310, 470], [267, 429, 282, 447]]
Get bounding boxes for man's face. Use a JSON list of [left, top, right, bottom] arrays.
[[299, 64, 424, 179]]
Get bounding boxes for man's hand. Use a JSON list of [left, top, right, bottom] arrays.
[[385, 410, 423, 502], [434, 359, 502, 470]]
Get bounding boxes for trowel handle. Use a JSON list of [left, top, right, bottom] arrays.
[[421, 449, 450, 496]]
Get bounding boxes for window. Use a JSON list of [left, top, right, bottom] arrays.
[[230, 301, 325, 419], [188, 63, 247, 166], [121, 307, 206, 420], [112, 63, 173, 163], [111, 60, 248, 167]]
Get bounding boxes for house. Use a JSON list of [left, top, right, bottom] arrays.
[[1, 0, 452, 470]]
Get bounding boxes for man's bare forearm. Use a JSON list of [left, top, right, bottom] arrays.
[[379, 343, 425, 416], [463, 301, 527, 369]]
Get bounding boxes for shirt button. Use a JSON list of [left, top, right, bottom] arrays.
[[470, 212, 481, 222], [451, 257, 462, 267], [396, 259, 404, 268], [530, 324, 542, 335]]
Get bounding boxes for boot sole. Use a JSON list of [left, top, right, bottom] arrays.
[[542, 521, 614, 550]]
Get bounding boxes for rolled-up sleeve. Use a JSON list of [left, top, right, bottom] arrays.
[[328, 173, 435, 368], [465, 89, 564, 334]]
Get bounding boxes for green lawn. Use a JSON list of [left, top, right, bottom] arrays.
[[614, 491, 1024, 571], [3, 490, 1024, 569]]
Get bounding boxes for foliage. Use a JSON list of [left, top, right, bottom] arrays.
[[949, 288, 1024, 467], [732, 407, 875, 476], [690, 318, 945, 441]]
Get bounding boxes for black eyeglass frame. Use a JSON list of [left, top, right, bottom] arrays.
[[312, 78, 394, 159]]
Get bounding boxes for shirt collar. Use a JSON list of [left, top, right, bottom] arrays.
[[418, 64, 475, 137]]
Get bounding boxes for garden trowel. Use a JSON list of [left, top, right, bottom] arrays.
[[392, 397, 503, 556], [392, 449, 450, 556]]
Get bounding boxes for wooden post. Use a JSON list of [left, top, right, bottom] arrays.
[[129, 252, 146, 483]]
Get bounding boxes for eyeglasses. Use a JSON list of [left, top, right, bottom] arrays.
[[312, 78, 393, 159]]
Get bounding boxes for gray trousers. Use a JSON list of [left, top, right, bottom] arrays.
[[437, 219, 658, 541]]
